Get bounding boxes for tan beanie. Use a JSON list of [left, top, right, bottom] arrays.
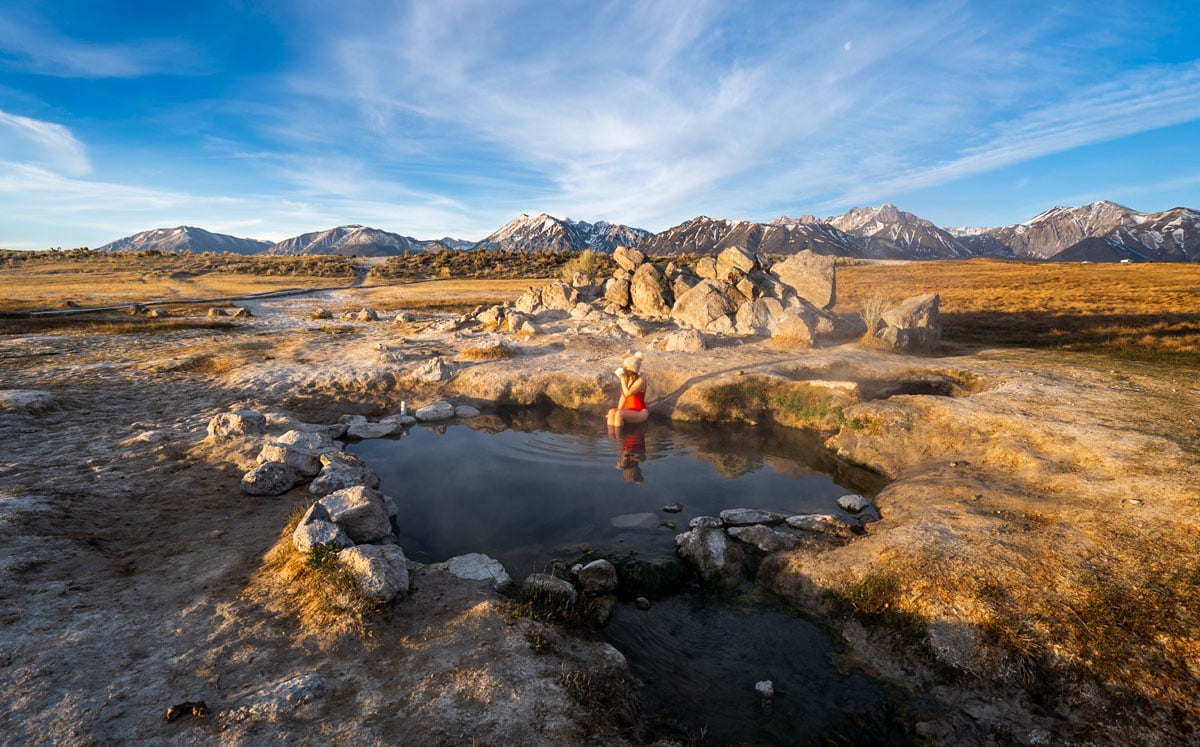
[[622, 351, 644, 373]]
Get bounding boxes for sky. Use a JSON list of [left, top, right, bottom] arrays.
[[1, 0, 1199, 250]]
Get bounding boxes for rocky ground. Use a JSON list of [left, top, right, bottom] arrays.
[[1, 277, 1197, 745]]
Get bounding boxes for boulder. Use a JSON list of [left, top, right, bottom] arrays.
[[411, 357, 450, 383], [604, 278, 631, 309], [689, 516, 723, 529], [670, 278, 745, 331], [345, 420, 399, 439], [694, 256, 719, 279], [771, 310, 816, 346], [257, 438, 333, 478], [726, 524, 802, 553], [878, 293, 941, 352], [309, 307, 332, 320], [720, 508, 788, 526], [630, 263, 673, 316], [837, 494, 873, 513], [0, 389, 53, 413], [770, 250, 836, 310], [671, 273, 700, 300], [476, 305, 506, 328], [577, 559, 618, 594], [785, 513, 861, 537], [522, 573, 578, 607], [428, 553, 512, 591], [540, 282, 579, 312], [661, 329, 706, 352], [230, 306, 253, 318], [207, 410, 266, 440], [338, 544, 410, 602], [354, 307, 379, 322], [292, 503, 354, 553], [613, 245, 645, 272], [414, 400, 456, 421], [277, 429, 335, 450], [617, 317, 649, 337], [675, 526, 745, 586], [317, 486, 393, 544], [734, 297, 787, 336], [242, 461, 300, 496], [515, 287, 543, 314], [454, 405, 481, 418], [717, 246, 758, 280], [309, 452, 381, 497]]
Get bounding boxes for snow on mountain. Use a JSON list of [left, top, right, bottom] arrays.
[[978, 201, 1198, 261], [268, 225, 426, 257], [637, 215, 862, 257], [825, 204, 974, 259], [473, 213, 650, 253], [96, 226, 273, 255]]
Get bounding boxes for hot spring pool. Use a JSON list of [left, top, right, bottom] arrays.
[[348, 409, 910, 745]]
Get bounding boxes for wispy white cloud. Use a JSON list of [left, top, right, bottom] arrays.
[[0, 109, 90, 176], [0, 13, 199, 78]]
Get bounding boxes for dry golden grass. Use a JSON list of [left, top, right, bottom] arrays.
[[459, 342, 516, 361], [837, 259, 1200, 365], [356, 278, 534, 313], [0, 251, 355, 312]]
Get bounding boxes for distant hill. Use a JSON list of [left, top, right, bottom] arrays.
[[825, 204, 976, 259], [96, 226, 272, 255], [636, 215, 861, 257], [267, 225, 428, 257]]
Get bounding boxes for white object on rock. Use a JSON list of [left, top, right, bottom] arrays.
[[755, 680, 775, 698]]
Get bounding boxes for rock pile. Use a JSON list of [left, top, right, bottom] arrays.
[[674, 495, 880, 585]]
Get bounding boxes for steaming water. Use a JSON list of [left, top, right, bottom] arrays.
[[349, 410, 909, 745]]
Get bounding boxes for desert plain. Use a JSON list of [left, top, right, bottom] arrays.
[[1, 250, 1198, 745]]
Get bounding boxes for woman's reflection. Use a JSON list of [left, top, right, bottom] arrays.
[[615, 423, 647, 483]]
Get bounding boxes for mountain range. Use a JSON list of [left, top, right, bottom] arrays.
[[94, 201, 1199, 262]]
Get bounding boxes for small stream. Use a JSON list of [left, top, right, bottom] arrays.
[[349, 409, 911, 745]]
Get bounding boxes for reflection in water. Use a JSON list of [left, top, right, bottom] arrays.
[[614, 423, 648, 483]]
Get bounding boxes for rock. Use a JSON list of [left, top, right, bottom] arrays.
[[630, 263, 673, 316], [309, 307, 332, 320], [522, 573, 578, 607], [317, 486, 393, 544], [0, 389, 54, 413], [414, 400, 456, 421], [717, 246, 758, 280], [231, 673, 326, 722], [453, 405, 481, 418], [837, 493, 873, 513], [569, 302, 593, 320], [770, 250, 836, 310], [146, 308, 170, 318], [694, 256, 718, 279], [635, 596, 652, 610], [309, 452, 381, 497], [878, 293, 941, 352], [616, 317, 649, 337], [517, 320, 539, 336], [354, 307, 379, 322], [207, 307, 227, 317], [540, 282, 579, 311], [675, 527, 745, 586], [277, 429, 335, 450], [257, 439, 331, 478], [661, 329, 706, 352], [771, 309, 816, 345], [720, 508, 788, 526], [230, 306, 253, 318], [755, 680, 775, 699], [411, 357, 450, 383], [515, 287, 543, 314], [785, 513, 861, 537], [345, 420, 399, 439], [670, 278, 745, 331], [577, 559, 618, 594], [129, 302, 149, 315], [339, 414, 367, 426], [476, 305, 506, 328], [689, 516, 723, 529], [207, 410, 266, 440], [585, 594, 618, 626], [241, 461, 300, 496], [429, 553, 513, 591], [727, 524, 802, 553], [604, 278, 632, 309], [338, 544, 410, 602], [734, 297, 787, 336], [613, 245, 645, 272], [662, 502, 683, 513], [292, 504, 354, 553]]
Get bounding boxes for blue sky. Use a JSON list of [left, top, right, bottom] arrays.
[[1, 0, 1198, 249]]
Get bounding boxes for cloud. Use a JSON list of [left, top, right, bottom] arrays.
[[0, 13, 199, 78], [0, 110, 91, 176]]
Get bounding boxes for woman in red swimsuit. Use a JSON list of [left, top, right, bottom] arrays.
[[607, 352, 649, 429]]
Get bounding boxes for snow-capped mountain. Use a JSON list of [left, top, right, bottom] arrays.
[[472, 213, 650, 253], [268, 225, 426, 257], [825, 204, 975, 259], [96, 226, 273, 255], [637, 216, 861, 257], [955, 201, 1200, 261]]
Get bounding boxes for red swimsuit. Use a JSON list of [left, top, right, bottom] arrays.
[[622, 392, 646, 412]]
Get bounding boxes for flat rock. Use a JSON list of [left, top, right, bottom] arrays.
[[231, 673, 326, 722], [785, 513, 860, 537], [414, 400, 456, 421], [242, 461, 300, 496], [727, 524, 802, 553], [207, 410, 266, 440], [257, 440, 332, 478], [720, 508, 788, 526], [345, 420, 399, 439], [453, 405, 481, 418], [689, 516, 723, 529], [837, 493, 873, 513], [308, 452, 381, 498], [429, 552, 512, 591]]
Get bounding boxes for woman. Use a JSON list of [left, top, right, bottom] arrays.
[[607, 352, 648, 429]]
